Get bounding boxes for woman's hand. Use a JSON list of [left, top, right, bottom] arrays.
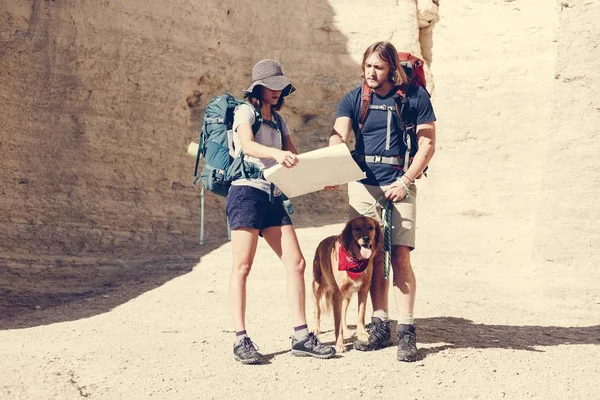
[[275, 150, 299, 168]]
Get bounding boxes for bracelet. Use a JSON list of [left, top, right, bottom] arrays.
[[399, 178, 411, 199], [402, 174, 415, 185]]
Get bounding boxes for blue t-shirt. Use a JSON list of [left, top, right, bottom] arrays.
[[335, 85, 436, 185]]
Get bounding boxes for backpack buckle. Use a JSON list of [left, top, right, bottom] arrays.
[[372, 155, 382, 163]]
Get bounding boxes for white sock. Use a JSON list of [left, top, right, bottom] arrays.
[[398, 313, 414, 325], [235, 330, 248, 345], [294, 324, 309, 340], [372, 310, 389, 321]]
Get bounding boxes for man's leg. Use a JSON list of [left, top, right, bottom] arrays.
[[353, 249, 393, 351], [369, 250, 389, 315], [348, 182, 393, 351], [391, 245, 418, 361]]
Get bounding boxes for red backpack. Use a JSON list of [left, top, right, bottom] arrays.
[[356, 52, 428, 175], [398, 52, 427, 91]]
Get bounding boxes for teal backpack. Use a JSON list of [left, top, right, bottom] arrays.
[[192, 93, 286, 243], [194, 94, 259, 196]]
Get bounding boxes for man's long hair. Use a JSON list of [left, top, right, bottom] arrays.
[[244, 85, 285, 111], [361, 41, 408, 86]]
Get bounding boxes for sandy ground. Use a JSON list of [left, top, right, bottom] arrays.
[[1, 224, 599, 399], [2, 1, 599, 399]]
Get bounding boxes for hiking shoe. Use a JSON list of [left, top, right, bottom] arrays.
[[291, 332, 336, 359], [353, 317, 393, 351], [396, 328, 419, 362], [233, 337, 263, 364]]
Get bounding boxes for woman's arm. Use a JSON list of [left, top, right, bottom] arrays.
[[237, 123, 298, 168]]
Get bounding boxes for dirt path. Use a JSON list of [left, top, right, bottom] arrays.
[[1, 1, 599, 399]]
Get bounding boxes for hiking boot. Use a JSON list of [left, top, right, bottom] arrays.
[[291, 332, 336, 359], [353, 317, 393, 351], [233, 337, 263, 364], [396, 327, 419, 362]]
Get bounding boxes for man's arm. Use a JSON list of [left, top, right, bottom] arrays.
[[323, 117, 353, 189], [385, 121, 436, 202], [329, 117, 353, 146], [403, 121, 436, 182]]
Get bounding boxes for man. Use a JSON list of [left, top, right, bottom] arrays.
[[328, 41, 436, 361]]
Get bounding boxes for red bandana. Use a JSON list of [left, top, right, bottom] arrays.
[[338, 246, 369, 280]]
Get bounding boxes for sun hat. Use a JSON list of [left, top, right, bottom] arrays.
[[242, 59, 296, 97]]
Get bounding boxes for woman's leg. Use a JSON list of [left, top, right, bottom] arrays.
[[262, 224, 306, 327], [229, 227, 260, 332], [263, 223, 336, 358]]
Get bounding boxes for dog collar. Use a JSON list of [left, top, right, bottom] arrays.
[[338, 246, 369, 280]]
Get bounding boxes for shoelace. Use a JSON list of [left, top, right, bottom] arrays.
[[241, 337, 260, 353], [365, 321, 390, 343], [398, 330, 416, 344], [307, 333, 327, 351]]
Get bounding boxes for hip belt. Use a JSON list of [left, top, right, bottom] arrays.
[[353, 155, 404, 166]]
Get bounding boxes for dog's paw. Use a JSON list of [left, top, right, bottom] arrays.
[[356, 329, 369, 342], [335, 342, 347, 353], [343, 328, 356, 340]]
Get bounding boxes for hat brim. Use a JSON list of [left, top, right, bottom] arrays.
[[242, 75, 296, 97]]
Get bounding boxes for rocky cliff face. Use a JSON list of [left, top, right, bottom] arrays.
[[1, 0, 431, 263]]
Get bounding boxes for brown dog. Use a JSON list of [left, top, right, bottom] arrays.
[[312, 216, 382, 352]]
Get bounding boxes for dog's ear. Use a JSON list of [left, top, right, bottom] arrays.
[[374, 220, 383, 249], [341, 219, 355, 250]]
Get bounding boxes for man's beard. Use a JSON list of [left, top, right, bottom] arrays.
[[366, 79, 382, 90]]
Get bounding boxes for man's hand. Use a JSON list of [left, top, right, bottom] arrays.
[[384, 177, 411, 202], [274, 150, 299, 168]]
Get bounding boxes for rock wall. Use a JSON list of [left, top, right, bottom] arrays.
[[0, 0, 429, 263], [532, 0, 600, 266]]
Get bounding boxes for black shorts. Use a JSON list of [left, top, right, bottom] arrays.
[[226, 185, 292, 234]]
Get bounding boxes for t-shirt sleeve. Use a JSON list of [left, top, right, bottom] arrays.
[[335, 90, 356, 120], [233, 104, 256, 132], [414, 87, 437, 125]]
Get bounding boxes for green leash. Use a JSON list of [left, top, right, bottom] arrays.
[[383, 198, 393, 280], [363, 195, 393, 280]]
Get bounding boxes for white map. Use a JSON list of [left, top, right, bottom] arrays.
[[263, 143, 366, 198]]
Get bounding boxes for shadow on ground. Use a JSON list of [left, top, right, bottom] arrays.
[[415, 317, 600, 357], [0, 239, 224, 331]]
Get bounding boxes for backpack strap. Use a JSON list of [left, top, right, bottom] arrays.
[[393, 87, 417, 173], [268, 111, 285, 202], [192, 119, 207, 182], [358, 82, 402, 154], [251, 105, 262, 135], [358, 80, 372, 130], [271, 111, 285, 149]]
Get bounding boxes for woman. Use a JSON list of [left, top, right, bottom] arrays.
[[227, 59, 336, 364]]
